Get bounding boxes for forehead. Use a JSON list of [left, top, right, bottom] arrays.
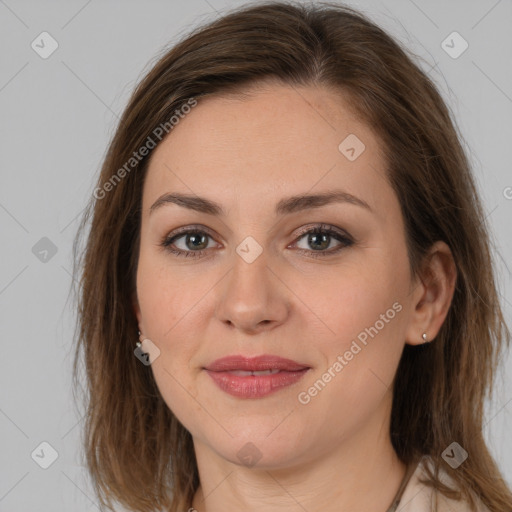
[[142, 83, 391, 216]]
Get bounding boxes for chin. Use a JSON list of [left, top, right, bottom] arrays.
[[204, 429, 308, 470]]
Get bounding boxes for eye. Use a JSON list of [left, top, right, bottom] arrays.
[[290, 223, 353, 258], [160, 225, 217, 258], [160, 223, 353, 259]]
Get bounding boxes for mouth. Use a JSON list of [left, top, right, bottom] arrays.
[[203, 354, 310, 372], [203, 354, 311, 398]]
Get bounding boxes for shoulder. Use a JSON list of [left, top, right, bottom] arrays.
[[396, 455, 490, 512]]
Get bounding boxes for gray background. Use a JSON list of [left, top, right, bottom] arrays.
[[0, 0, 511, 510]]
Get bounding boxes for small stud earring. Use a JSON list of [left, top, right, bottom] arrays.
[[422, 333, 428, 343]]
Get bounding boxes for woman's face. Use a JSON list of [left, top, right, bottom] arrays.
[[133, 82, 422, 469]]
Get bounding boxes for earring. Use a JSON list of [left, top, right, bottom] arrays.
[[422, 333, 428, 343]]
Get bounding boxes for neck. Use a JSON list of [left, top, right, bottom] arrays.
[[190, 398, 406, 512]]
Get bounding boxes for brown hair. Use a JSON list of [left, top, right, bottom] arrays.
[[71, 1, 512, 511]]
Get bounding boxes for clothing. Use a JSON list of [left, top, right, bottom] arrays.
[[386, 455, 490, 512]]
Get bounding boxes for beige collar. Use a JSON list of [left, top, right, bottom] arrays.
[[392, 456, 490, 512]]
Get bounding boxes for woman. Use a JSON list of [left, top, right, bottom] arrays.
[[72, 2, 512, 511]]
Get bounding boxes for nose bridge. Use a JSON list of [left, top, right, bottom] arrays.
[[214, 235, 289, 332]]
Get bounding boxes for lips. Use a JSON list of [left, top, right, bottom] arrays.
[[203, 355, 311, 398], [204, 354, 310, 372]]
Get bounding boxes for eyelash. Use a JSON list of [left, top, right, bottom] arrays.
[[159, 223, 354, 259]]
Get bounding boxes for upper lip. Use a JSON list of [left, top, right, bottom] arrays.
[[204, 355, 310, 372]]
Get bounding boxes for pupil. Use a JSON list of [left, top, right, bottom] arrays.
[[188, 233, 207, 250], [309, 233, 329, 250]]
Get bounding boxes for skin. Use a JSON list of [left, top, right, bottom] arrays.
[[132, 81, 456, 512]]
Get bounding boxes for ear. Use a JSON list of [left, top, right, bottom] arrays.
[[404, 241, 457, 346]]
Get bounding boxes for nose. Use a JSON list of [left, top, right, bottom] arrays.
[[214, 248, 290, 334]]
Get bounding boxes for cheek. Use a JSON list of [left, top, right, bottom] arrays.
[[136, 250, 210, 342], [297, 288, 405, 435], [310, 259, 406, 348], [135, 251, 215, 386], [136, 262, 204, 423], [302, 260, 407, 397]]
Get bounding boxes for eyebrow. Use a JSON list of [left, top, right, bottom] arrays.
[[149, 189, 373, 216]]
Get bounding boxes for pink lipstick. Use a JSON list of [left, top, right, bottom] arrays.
[[203, 355, 311, 398]]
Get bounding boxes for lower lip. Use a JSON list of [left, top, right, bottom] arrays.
[[204, 369, 310, 398]]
